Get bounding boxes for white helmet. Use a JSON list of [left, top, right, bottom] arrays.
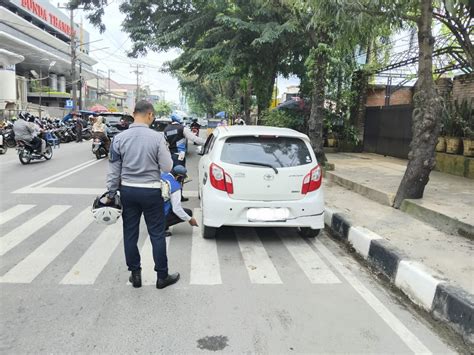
[[92, 193, 122, 225]]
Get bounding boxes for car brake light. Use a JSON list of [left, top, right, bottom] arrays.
[[210, 163, 234, 194], [301, 165, 322, 194]]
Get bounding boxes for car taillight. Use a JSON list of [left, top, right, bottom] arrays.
[[210, 163, 234, 194], [301, 165, 322, 194]]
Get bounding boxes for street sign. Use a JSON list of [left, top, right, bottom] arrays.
[[65, 99, 74, 109]]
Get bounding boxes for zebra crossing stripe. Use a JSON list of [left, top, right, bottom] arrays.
[[0, 205, 71, 256], [235, 227, 282, 284], [0, 209, 92, 284], [277, 229, 341, 284], [0, 204, 35, 226], [190, 209, 222, 285], [60, 222, 122, 285]]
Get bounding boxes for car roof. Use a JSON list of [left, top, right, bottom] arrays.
[[214, 125, 309, 140]]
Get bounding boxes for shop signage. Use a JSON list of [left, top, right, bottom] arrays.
[[8, 0, 78, 38]]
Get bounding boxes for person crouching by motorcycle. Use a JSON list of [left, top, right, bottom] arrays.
[[164, 113, 206, 201], [14, 112, 45, 154], [162, 165, 199, 237], [92, 116, 110, 151]]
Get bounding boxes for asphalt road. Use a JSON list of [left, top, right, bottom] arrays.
[[0, 137, 459, 354]]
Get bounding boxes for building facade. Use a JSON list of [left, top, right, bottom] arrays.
[[0, 0, 97, 118]]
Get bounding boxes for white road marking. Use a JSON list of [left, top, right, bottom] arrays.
[[0, 205, 71, 256], [140, 238, 155, 285], [277, 229, 341, 284], [190, 209, 222, 285], [235, 227, 282, 284], [311, 238, 432, 355], [35, 159, 103, 188], [60, 222, 122, 285], [1, 209, 92, 283], [0, 204, 35, 226], [14, 187, 106, 195], [16, 159, 96, 190]]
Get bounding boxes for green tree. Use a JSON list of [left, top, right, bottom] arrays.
[[153, 101, 172, 117]]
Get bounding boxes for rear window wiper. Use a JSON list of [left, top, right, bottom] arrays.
[[239, 161, 279, 174]]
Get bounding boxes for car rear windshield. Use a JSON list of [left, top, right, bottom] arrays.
[[104, 115, 133, 124], [220, 136, 312, 167]]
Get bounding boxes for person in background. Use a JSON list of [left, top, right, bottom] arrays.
[[92, 116, 110, 151], [161, 165, 199, 237], [217, 119, 227, 127], [106, 100, 177, 290], [75, 114, 83, 142], [13, 112, 45, 154]]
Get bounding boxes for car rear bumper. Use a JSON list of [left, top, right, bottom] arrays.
[[202, 188, 324, 229]]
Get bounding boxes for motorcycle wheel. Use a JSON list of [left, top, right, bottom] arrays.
[[0, 145, 7, 154], [96, 147, 106, 160], [83, 132, 92, 141], [43, 146, 53, 160], [19, 150, 31, 165], [6, 138, 16, 148]]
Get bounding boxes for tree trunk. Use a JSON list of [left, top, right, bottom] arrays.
[[393, 0, 443, 209], [242, 80, 252, 123], [350, 41, 372, 142], [308, 50, 328, 165]]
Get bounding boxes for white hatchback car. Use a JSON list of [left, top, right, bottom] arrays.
[[198, 126, 324, 239]]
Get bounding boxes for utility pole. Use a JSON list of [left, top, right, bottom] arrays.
[[70, 7, 77, 113], [131, 64, 143, 103], [39, 66, 43, 119], [108, 69, 115, 93], [79, 61, 83, 110]]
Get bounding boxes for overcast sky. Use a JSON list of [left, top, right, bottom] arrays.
[[64, 0, 299, 105]]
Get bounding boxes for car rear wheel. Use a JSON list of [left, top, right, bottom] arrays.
[[299, 227, 320, 238], [200, 210, 217, 238], [202, 225, 217, 239]]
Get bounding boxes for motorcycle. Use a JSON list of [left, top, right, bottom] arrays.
[[92, 136, 108, 159], [0, 130, 7, 154], [16, 138, 53, 165], [82, 127, 92, 141], [3, 128, 16, 148]]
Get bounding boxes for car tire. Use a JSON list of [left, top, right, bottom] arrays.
[[202, 225, 217, 239], [299, 227, 320, 238]]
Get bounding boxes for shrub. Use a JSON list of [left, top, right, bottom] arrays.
[[261, 109, 305, 131]]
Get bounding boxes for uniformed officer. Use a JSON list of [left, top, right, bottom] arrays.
[[164, 114, 205, 202], [106, 100, 178, 289], [163, 113, 206, 168]]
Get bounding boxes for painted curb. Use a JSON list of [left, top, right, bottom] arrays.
[[324, 207, 474, 345]]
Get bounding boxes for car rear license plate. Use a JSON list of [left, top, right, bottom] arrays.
[[247, 208, 289, 222]]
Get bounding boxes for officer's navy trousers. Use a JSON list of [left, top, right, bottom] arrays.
[[120, 186, 168, 279]]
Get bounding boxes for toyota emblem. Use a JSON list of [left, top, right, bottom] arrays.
[[263, 173, 274, 181]]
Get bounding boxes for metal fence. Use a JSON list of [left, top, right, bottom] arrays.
[[363, 105, 413, 159]]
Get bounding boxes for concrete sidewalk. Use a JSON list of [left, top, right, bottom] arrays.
[[324, 182, 474, 343], [326, 153, 474, 239]]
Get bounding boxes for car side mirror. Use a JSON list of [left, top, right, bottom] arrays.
[[196, 145, 204, 155]]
